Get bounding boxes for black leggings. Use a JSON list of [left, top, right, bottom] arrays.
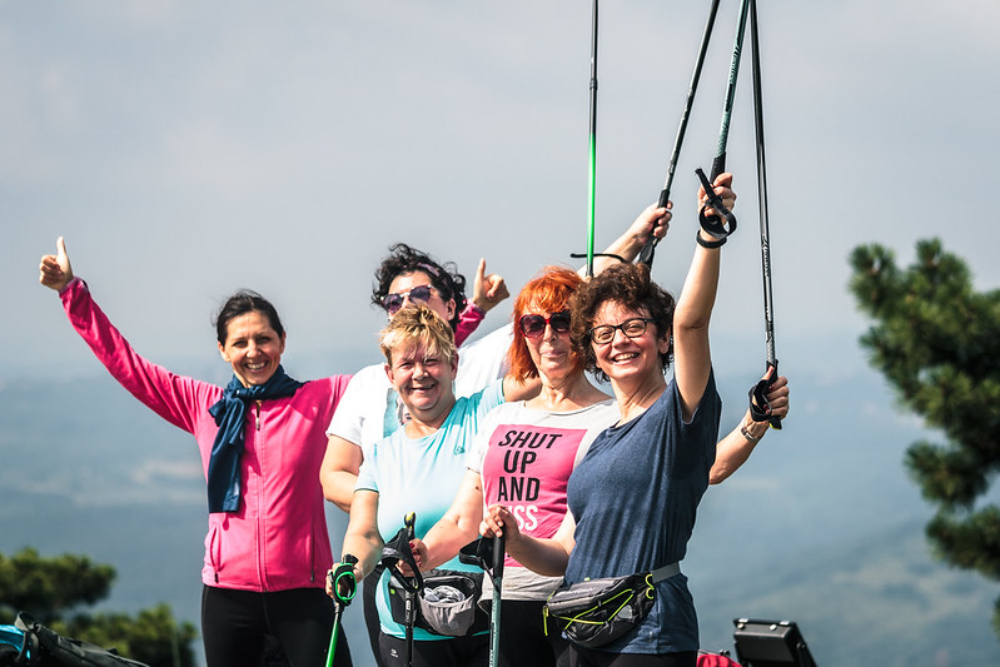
[[377, 632, 488, 667], [362, 564, 385, 664], [499, 599, 568, 667], [201, 585, 352, 667]]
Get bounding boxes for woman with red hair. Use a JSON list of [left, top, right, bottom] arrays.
[[411, 260, 789, 666], [413, 265, 612, 665]]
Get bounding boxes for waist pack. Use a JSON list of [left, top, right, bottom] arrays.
[[388, 569, 488, 637], [4, 613, 150, 667], [543, 562, 680, 648]]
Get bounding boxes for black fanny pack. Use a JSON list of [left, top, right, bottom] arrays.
[[543, 562, 680, 648], [388, 569, 489, 637]]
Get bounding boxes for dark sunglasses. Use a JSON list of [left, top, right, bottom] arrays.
[[518, 311, 572, 338], [382, 285, 436, 315]]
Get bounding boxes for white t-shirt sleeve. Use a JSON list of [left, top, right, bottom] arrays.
[[327, 363, 388, 448], [454, 323, 513, 398]]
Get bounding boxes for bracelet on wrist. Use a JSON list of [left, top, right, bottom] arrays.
[[740, 423, 764, 444]]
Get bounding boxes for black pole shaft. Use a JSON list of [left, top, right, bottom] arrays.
[[404, 513, 416, 667], [710, 0, 752, 181], [659, 0, 721, 209], [750, 0, 776, 365], [638, 0, 722, 268], [749, 0, 782, 429], [489, 534, 505, 667]]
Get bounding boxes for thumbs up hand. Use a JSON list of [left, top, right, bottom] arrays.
[[39, 236, 75, 292]]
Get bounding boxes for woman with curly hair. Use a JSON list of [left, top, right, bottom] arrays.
[[482, 174, 763, 666], [416, 249, 788, 664]]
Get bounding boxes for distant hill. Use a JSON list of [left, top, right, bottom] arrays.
[[1, 367, 998, 666]]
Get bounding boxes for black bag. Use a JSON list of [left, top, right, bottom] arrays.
[[388, 569, 488, 637], [9, 613, 149, 667], [543, 573, 656, 648], [0, 624, 28, 665]]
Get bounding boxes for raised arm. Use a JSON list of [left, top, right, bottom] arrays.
[[454, 258, 510, 347], [672, 173, 735, 419], [585, 204, 672, 276], [471, 258, 510, 315], [38, 237, 211, 433]]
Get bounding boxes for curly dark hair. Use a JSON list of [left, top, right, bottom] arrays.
[[371, 243, 468, 331], [570, 263, 675, 383]]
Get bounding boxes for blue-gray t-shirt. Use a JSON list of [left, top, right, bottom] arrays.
[[564, 372, 721, 655]]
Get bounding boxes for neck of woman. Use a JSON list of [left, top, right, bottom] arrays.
[[403, 396, 457, 439], [527, 370, 609, 412], [612, 372, 668, 425]]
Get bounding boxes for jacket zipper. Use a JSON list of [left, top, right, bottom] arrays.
[[254, 401, 267, 591]]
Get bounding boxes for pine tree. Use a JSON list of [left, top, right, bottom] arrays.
[[0, 547, 198, 667], [850, 238, 1000, 638]]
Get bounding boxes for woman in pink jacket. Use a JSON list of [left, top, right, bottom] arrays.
[[39, 237, 354, 667]]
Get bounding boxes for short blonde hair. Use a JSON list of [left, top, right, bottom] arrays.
[[380, 305, 457, 367]]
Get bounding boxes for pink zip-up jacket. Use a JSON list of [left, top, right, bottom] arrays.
[[60, 277, 352, 592]]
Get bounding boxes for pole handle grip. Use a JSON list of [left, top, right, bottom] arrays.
[[492, 534, 505, 581], [637, 187, 672, 267], [749, 360, 782, 430], [696, 166, 737, 239]]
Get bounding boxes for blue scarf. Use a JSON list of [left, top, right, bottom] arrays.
[[207, 365, 303, 513]]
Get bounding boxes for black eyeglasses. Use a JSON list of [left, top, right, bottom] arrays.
[[518, 311, 572, 338], [588, 318, 655, 345], [382, 285, 436, 315]]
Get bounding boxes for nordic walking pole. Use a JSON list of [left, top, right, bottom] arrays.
[[585, 0, 598, 278], [638, 0, 722, 268], [403, 512, 417, 667], [748, 0, 782, 429], [380, 515, 422, 667], [325, 556, 358, 667], [489, 533, 505, 667], [697, 0, 752, 238]]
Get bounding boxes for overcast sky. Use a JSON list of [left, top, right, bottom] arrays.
[[3, 1, 998, 387]]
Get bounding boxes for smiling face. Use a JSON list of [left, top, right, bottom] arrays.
[[385, 339, 458, 426], [386, 271, 456, 323], [218, 311, 286, 387], [590, 300, 670, 388]]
